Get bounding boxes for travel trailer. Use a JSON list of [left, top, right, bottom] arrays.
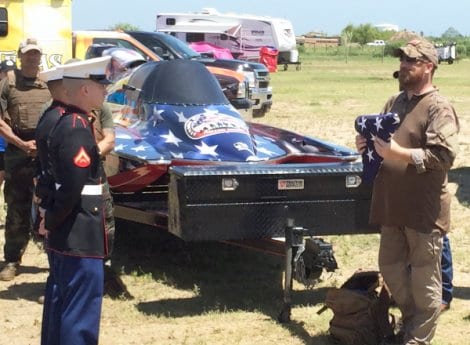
[[435, 42, 456, 64], [156, 8, 299, 65]]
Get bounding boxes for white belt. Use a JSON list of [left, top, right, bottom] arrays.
[[81, 184, 103, 195], [55, 183, 103, 196]]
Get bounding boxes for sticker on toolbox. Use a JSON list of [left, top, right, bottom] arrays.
[[278, 179, 304, 190]]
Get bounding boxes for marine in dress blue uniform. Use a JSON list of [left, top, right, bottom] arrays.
[[40, 57, 112, 345], [35, 66, 69, 345], [35, 67, 68, 212]]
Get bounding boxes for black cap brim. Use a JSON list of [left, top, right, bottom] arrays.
[[89, 74, 112, 85], [392, 47, 404, 57]]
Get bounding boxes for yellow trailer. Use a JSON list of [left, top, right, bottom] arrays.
[[0, 0, 72, 69]]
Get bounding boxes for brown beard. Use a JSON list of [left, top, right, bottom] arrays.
[[398, 68, 422, 90]]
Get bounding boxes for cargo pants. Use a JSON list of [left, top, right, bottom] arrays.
[[378, 225, 442, 345], [103, 180, 115, 259], [3, 146, 36, 263]]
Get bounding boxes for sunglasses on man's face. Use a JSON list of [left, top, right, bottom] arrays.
[[399, 55, 429, 64]]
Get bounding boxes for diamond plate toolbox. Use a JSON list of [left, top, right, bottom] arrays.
[[168, 162, 376, 241]]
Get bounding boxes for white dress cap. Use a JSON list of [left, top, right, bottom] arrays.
[[62, 56, 112, 84], [39, 67, 63, 82]]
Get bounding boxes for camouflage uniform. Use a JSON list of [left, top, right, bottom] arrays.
[[0, 70, 50, 264], [90, 104, 115, 257], [90, 103, 132, 299], [372, 89, 459, 345]]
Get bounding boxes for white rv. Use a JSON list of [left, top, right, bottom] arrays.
[[156, 8, 299, 65], [435, 43, 456, 64]]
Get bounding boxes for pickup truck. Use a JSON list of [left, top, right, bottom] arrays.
[[366, 40, 385, 46], [126, 31, 273, 117], [73, 30, 250, 111]]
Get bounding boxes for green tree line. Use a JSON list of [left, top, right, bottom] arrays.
[[340, 24, 470, 58]]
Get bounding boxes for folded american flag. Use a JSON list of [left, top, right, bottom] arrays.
[[354, 113, 400, 183]]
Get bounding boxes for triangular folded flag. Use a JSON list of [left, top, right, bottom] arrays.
[[354, 113, 400, 183]]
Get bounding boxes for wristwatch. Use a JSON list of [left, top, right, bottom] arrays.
[[410, 149, 426, 174], [98, 150, 106, 161]]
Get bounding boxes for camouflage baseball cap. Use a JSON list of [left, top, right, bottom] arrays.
[[393, 38, 438, 67], [18, 37, 42, 54]]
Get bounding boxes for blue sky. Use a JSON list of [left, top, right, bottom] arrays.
[[72, 0, 469, 37]]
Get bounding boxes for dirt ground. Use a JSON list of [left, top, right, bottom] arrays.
[[1, 72, 470, 344], [0, 231, 47, 345], [1, 105, 470, 345]]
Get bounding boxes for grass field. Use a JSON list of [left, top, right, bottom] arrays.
[[0, 50, 469, 345]]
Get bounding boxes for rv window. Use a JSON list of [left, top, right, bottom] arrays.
[[0, 8, 8, 37], [220, 34, 228, 41], [186, 33, 204, 43], [166, 18, 176, 25]]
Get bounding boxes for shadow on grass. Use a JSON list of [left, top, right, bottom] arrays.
[[279, 319, 333, 345], [114, 219, 332, 341], [449, 166, 470, 206], [0, 281, 45, 302], [448, 167, 470, 302], [453, 285, 470, 301]]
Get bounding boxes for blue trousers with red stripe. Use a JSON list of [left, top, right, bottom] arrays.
[[41, 249, 56, 345], [41, 251, 104, 345]]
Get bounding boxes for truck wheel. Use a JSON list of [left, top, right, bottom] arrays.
[[448, 59, 454, 64]]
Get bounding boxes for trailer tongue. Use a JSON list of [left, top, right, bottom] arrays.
[[113, 161, 375, 321]]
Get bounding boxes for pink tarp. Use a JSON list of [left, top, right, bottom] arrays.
[[189, 42, 234, 59]]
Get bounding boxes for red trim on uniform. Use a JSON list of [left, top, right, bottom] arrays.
[[73, 147, 91, 168], [72, 113, 88, 128]]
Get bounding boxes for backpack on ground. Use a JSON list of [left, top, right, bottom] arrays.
[[318, 270, 395, 345]]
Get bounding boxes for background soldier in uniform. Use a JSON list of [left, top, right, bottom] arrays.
[[91, 104, 132, 299], [0, 38, 51, 280], [39, 56, 112, 345], [89, 104, 115, 257]]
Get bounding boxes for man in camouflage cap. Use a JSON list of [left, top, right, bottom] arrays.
[[393, 38, 439, 67], [356, 37, 459, 345], [0, 38, 51, 281]]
